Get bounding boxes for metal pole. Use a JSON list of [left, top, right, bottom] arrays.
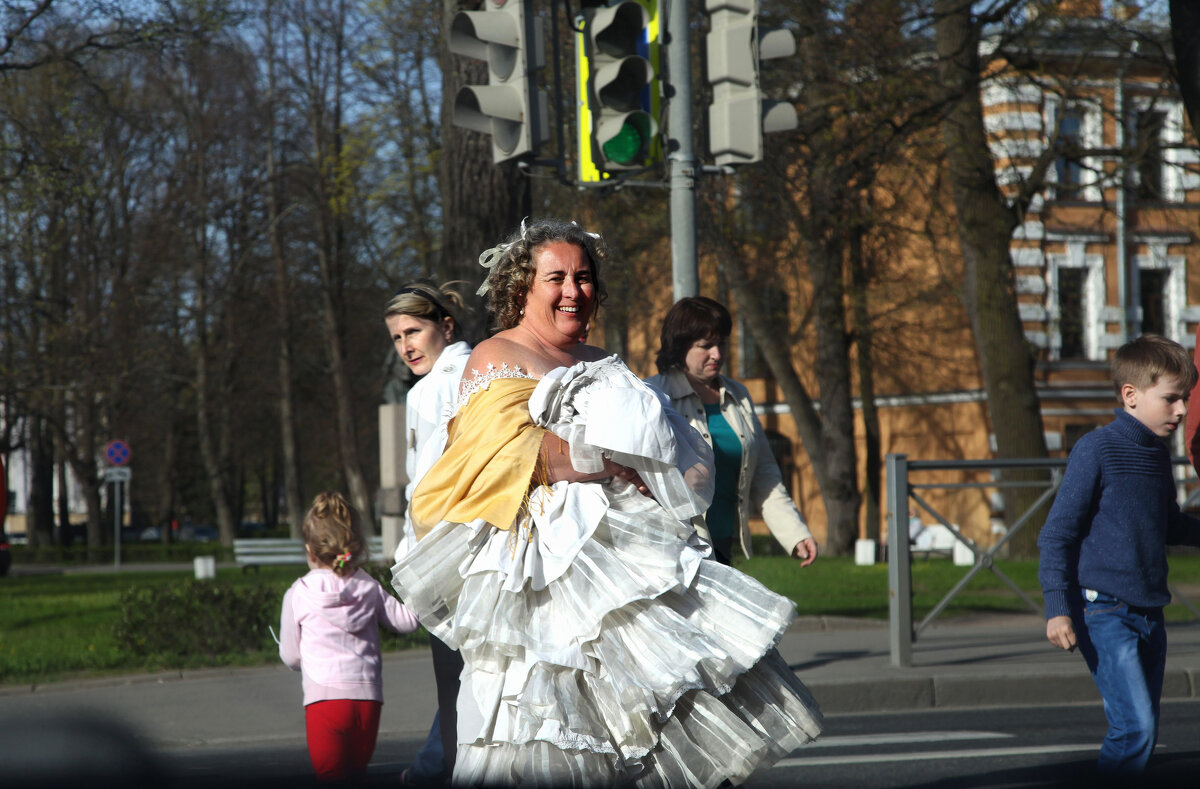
[[113, 478, 121, 570], [886, 453, 913, 667], [666, 0, 698, 300]]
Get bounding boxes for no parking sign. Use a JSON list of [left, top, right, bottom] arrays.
[[105, 440, 131, 467]]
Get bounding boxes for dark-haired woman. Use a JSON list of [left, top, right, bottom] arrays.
[[646, 296, 818, 567]]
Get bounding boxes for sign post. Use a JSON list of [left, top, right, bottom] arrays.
[[104, 440, 131, 569]]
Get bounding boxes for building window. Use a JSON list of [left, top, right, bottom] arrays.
[[1058, 267, 1087, 359], [1135, 110, 1166, 202], [1055, 107, 1085, 192], [1140, 267, 1168, 336]]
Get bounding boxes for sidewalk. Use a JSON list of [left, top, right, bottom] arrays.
[[782, 613, 1200, 713]]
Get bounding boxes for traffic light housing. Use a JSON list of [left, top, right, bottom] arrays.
[[704, 0, 798, 166], [449, 0, 548, 163], [577, 1, 661, 182]]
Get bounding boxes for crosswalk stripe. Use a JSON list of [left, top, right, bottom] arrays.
[[805, 731, 1012, 749]]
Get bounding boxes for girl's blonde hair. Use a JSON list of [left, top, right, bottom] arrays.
[[302, 491, 366, 576]]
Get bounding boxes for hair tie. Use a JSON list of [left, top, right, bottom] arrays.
[[476, 217, 530, 296], [569, 220, 601, 241], [333, 551, 352, 569]]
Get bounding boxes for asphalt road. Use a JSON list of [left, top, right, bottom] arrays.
[[748, 699, 1200, 789], [22, 698, 1197, 788]]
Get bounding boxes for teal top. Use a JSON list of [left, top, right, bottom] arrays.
[[705, 403, 742, 540]]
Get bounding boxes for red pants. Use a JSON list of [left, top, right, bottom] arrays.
[[304, 699, 382, 783]]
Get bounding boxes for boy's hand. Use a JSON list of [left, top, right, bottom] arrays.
[[1046, 615, 1077, 651]]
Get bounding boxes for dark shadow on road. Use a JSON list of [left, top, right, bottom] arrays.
[[894, 751, 1200, 789]]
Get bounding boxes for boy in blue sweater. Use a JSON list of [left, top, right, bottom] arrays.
[[1038, 334, 1200, 775]]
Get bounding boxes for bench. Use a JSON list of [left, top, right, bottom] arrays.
[[233, 536, 385, 571]]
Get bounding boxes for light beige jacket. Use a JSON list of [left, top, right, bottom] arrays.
[[644, 369, 812, 559]]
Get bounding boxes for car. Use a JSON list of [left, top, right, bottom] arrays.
[[0, 531, 11, 577], [179, 524, 219, 542], [138, 526, 162, 542], [239, 521, 266, 536]]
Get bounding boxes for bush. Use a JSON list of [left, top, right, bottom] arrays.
[[115, 580, 282, 662]]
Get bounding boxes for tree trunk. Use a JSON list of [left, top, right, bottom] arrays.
[[195, 270, 238, 545], [1170, 0, 1200, 140], [28, 416, 55, 547], [850, 224, 882, 544], [264, 0, 306, 537], [806, 233, 862, 555], [53, 394, 70, 544], [936, 0, 1049, 557]]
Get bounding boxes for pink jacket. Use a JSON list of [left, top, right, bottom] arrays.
[[279, 568, 419, 706]]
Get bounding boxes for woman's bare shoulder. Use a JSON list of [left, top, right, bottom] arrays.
[[462, 334, 536, 378]]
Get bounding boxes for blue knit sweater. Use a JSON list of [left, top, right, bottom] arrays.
[[1038, 409, 1200, 620]]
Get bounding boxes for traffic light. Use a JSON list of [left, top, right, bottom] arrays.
[[449, 0, 548, 163], [704, 0, 798, 166], [577, 1, 661, 182]]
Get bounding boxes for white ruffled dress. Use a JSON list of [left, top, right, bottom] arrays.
[[391, 356, 822, 787]]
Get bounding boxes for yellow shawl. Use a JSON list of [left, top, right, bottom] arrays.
[[410, 377, 544, 540]]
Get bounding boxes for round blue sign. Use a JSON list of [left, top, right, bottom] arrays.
[[105, 440, 131, 466]]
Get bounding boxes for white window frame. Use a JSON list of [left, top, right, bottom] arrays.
[[1132, 239, 1186, 343], [1044, 95, 1103, 202]]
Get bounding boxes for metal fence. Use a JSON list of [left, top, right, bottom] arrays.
[[886, 453, 1200, 668]]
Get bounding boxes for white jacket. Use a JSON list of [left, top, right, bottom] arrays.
[[644, 369, 812, 559], [399, 341, 471, 558]]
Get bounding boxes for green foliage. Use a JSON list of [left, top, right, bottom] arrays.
[[115, 580, 284, 663]]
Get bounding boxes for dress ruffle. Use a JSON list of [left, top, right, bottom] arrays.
[[393, 357, 822, 786]]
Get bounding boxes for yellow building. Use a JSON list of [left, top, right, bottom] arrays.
[[616, 3, 1199, 553]]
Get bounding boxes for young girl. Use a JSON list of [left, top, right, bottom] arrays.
[[280, 491, 419, 783]]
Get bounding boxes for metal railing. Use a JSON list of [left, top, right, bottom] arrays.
[[886, 453, 1200, 667]]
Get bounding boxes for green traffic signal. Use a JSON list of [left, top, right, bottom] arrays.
[[602, 113, 653, 165], [578, 1, 661, 180]]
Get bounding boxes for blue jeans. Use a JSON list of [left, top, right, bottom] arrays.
[[1074, 589, 1166, 774], [406, 711, 445, 784]]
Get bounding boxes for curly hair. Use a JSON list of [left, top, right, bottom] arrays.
[[383, 281, 467, 342], [481, 218, 609, 332], [301, 491, 366, 576]]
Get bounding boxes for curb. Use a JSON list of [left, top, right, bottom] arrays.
[[807, 667, 1200, 715]]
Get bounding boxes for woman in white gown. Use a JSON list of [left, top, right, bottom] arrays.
[[391, 219, 822, 786]]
